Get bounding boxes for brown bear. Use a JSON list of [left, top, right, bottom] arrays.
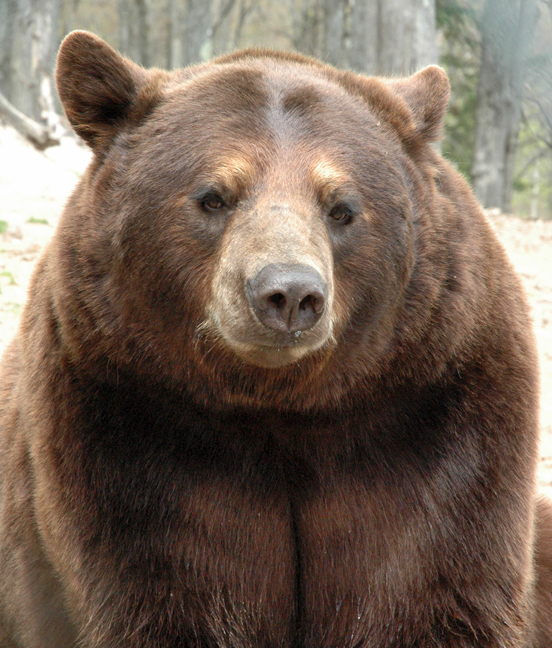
[[0, 29, 551, 648]]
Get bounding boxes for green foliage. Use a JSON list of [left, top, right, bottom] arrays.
[[0, 271, 17, 286], [3, 302, 22, 315], [512, 107, 552, 219], [437, 0, 552, 218], [437, 0, 481, 179], [0, 221, 8, 234], [513, 8, 552, 220], [26, 217, 49, 225]]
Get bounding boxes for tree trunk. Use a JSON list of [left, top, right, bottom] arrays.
[[118, 0, 149, 65], [135, 0, 150, 67], [0, 0, 15, 102], [313, 0, 437, 76], [118, 0, 131, 57], [210, 0, 238, 55], [322, 0, 347, 67], [183, 0, 213, 65], [377, 0, 437, 75], [0, 90, 60, 149], [471, 0, 539, 211], [230, 0, 252, 50], [289, 0, 322, 59], [167, 0, 183, 69], [0, 0, 61, 129], [348, 0, 379, 74]]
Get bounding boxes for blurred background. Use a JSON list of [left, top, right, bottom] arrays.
[[0, 0, 551, 219]]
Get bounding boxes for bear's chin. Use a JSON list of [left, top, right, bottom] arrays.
[[207, 312, 335, 369], [226, 341, 326, 369]]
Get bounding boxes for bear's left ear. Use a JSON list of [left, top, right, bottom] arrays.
[[56, 31, 164, 150], [387, 65, 450, 142]]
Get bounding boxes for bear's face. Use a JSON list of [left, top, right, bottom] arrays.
[[55, 33, 449, 403], [119, 64, 416, 369]]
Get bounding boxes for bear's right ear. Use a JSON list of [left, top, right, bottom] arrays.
[[56, 31, 159, 150], [386, 66, 450, 143]]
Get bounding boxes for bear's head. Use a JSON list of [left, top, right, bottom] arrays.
[[53, 32, 451, 410]]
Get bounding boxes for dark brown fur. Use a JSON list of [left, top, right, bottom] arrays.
[[0, 30, 551, 648]]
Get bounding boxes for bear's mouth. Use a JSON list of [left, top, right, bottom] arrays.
[[217, 319, 336, 368], [197, 311, 334, 369], [228, 338, 331, 369]]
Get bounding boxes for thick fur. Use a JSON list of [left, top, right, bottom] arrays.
[[0, 30, 550, 648]]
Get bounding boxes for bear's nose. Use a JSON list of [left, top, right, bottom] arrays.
[[247, 263, 326, 334]]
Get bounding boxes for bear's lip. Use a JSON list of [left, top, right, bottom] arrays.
[[220, 329, 334, 368], [235, 344, 316, 368], [255, 329, 310, 346]]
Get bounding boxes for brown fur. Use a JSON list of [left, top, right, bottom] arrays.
[[0, 30, 550, 647]]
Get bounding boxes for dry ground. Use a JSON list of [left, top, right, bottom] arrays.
[[1, 123, 551, 495]]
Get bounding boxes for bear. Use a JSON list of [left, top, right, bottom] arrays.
[[0, 29, 551, 648]]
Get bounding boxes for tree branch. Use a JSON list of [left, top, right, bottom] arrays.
[[0, 92, 60, 150]]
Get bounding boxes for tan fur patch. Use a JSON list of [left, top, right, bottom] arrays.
[[311, 158, 346, 185], [310, 158, 349, 203], [213, 156, 255, 193]]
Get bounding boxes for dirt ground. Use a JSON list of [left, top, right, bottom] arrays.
[[1, 123, 552, 496]]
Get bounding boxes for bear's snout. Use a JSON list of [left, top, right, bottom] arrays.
[[247, 264, 326, 334], [205, 199, 335, 367]]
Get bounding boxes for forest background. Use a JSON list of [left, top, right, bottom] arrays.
[[0, 0, 551, 220]]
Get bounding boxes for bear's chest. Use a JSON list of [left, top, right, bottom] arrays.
[[71, 427, 425, 648], [48, 391, 444, 647]]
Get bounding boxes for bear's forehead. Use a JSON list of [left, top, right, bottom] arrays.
[[125, 58, 406, 201], [152, 60, 397, 179], [164, 60, 376, 135]]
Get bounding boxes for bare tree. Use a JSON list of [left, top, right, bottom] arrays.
[[209, 0, 235, 53], [322, 0, 347, 67], [471, 0, 539, 211], [0, 0, 61, 146], [229, 0, 252, 49], [118, 0, 150, 65], [0, 0, 61, 124], [136, 0, 150, 66], [290, 0, 437, 75], [183, 0, 214, 64], [118, 0, 133, 59], [348, 0, 379, 73], [377, 0, 437, 75], [289, 0, 321, 57], [163, 0, 215, 67], [0, 0, 14, 100], [167, 0, 183, 68]]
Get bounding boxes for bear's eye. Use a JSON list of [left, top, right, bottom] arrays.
[[200, 193, 227, 213], [328, 203, 353, 224]]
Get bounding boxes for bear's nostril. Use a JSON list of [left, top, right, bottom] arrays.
[[247, 264, 327, 334], [300, 294, 322, 313], [269, 293, 286, 308]]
